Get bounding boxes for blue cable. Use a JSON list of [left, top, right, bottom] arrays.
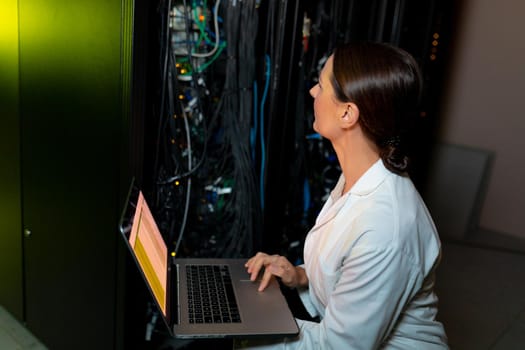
[[259, 54, 270, 210], [303, 178, 311, 220], [306, 133, 322, 140]]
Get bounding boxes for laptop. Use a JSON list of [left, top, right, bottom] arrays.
[[118, 182, 299, 339]]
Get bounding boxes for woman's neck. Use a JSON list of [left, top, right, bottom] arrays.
[[332, 130, 379, 195]]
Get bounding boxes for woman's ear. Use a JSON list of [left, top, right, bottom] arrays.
[[341, 102, 359, 129]]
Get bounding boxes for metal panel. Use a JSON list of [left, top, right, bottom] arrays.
[[17, 0, 130, 348]]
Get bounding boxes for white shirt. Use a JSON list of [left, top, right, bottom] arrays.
[[237, 160, 448, 349]]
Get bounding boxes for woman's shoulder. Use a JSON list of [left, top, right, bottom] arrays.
[[342, 174, 440, 261]]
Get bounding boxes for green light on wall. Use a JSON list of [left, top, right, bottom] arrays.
[[0, 0, 19, 99], [16, 0, 123, 125], [17, 0, 121, 68], [0, 1, 18, 50]]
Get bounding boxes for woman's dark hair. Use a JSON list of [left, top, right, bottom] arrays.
[[331, 42, 422, 174]]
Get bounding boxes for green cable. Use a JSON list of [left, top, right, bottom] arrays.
[[196, 41, 226, 73]]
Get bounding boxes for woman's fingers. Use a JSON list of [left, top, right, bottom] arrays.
[[244, 253, 298, 291], [258, 266, 276, 291], [270, 260, 297, 288], [245, 252, 270, 281]]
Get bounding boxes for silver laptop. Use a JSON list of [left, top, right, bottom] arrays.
[[119, 183, 299, 339]]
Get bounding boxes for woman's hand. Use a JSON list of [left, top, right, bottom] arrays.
[[245, 252, 308, 292]]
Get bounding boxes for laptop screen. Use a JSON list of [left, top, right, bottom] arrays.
[[129, 191, 168, 315]]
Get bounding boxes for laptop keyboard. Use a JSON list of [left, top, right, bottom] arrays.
[[186, 265, 242, 324]]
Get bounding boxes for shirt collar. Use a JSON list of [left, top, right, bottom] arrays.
[[331, 159, 390, 197], [350, 159, 391, 196]]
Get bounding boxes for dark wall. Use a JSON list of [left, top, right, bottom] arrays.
[[0, 0, 24, 321]]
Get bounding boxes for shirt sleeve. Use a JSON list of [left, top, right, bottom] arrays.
[[292, 242, 421, 350], [295, 265, 319, 319]]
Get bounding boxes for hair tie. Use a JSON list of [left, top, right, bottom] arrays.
[[384, 135, 401, 148]]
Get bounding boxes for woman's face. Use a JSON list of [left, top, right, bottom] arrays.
[[309, 55, 346, 140]]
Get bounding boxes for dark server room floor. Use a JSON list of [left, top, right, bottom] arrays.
[[434, 234, 525, 350]]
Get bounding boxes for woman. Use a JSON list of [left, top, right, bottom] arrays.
[[239, 42, 448, 349]]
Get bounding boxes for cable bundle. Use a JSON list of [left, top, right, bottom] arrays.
[[211, 0, 261, 257], [151, 0, 261, 259]]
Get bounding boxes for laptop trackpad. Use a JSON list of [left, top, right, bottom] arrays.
[[234, 277, 299, 337]]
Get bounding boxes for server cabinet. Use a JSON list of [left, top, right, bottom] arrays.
[[0, 0, 136, 348]]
